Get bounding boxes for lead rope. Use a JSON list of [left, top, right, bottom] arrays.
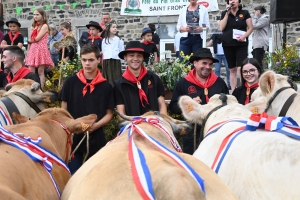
[[68, 122, 90, 163]]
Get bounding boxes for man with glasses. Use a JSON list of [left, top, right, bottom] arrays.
[[232, 58, 263, 105], [170, 48, 229, 154]]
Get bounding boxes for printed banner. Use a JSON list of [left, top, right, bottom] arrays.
[[120, 0, 219, 16]]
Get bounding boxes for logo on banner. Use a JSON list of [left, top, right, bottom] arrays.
[[197, 1, 209, 8], [124, 0, 142, 14]]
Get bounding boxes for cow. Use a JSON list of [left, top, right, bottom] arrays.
[[0, 79, 58, 125], [179, 94, 300, 200], [247, 71, 300, 124], [61, 111, 238, 200], [0, 108, 97, 200]]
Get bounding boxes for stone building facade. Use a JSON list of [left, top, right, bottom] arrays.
[[2, 0, 300, 48]]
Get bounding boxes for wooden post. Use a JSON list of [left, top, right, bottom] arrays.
[[58, 47, 65, 89]]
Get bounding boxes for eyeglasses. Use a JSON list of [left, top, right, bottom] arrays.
[[242, 68, 257, 75]]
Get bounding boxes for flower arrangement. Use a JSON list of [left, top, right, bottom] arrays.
[[45, 56, 82, 91], [270, 44, 300, 81], [146, 52, 192, 90]]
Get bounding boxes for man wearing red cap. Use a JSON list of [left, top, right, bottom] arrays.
[[114, 41, 167, 117], [170, 48, 229, 154]]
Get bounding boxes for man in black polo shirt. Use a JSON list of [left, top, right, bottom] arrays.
[[114, 41, 167, 117], [170, 48, 229, 154]]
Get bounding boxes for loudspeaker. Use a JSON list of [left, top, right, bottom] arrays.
[[270, 0, 300, 24]]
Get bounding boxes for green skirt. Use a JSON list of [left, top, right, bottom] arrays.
[[102, 59, 122, 87]]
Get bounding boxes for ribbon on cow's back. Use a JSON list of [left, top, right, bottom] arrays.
[[0, 106, 13, 126], [119, 117, 206, 199], [0, 125, 70, 197], [210, 112, 300, 173]]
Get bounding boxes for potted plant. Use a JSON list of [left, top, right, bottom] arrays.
[[270, 44, 300, 81], [145, 52, 192, 99]]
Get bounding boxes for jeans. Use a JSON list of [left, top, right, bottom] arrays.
[[179, 36, 203, 56], [214, 54, 230, 87], [182, 124, 203, 155], [51, 54, 60, 67], [176, 51, 180, 58]]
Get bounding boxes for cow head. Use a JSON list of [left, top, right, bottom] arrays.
[[13, 108, 97, 162], [4, 79, 59, 110], [246, 71, 297, 114], [178, 94, 250, 132], [116, 110, 192, 138]]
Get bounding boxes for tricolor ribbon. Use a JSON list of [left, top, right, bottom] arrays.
[[0, 106, 13, 126], [209, 112, 300, 173], [0, 125, 70, 197], [118, 117, 206, 198]]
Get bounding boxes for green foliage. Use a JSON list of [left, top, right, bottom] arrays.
[[146, 52, 192, 90], [270, 45, 300, 81]]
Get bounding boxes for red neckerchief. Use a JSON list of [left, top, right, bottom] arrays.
[[142, 40, 154, 45], [8, 31, 21, 45], [122, 66, 149, 107], [6, 67, 31, 84], [244, 82, 259, 105], [76, 69, 106, 96], [185, 69, 218, 103], [88, 35, 101, 44], [31, 22, 40, 40]]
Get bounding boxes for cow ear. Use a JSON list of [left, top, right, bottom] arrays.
[[67, 114, 97, 134], [178, 95, 204, 124], [259, 71, 276, 96], [13, 112, 30, 124]]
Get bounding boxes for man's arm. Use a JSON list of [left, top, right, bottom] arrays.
[[158, 96, 167, 115], [88, 109, 113, 133], [252, 16, 269, 30], [116, 104, 126, 121], [61, 101, 67, 110]]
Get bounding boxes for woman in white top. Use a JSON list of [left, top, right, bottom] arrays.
[[177, 0, 210, 57], [102, 20, 124, 86]]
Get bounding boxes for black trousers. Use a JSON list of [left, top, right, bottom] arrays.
[[182, 124, 203, 155], [252, 48, 265, 68]]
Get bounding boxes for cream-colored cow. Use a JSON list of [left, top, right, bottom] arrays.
[[62, 111, 238, 200], [248, 71, 300, 124], [179, 94, 300, 200]]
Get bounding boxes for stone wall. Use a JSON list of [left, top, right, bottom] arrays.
[[2, 0, 300, 46]]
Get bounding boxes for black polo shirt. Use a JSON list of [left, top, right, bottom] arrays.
[[220, 8, 251, 47], [3, 34, 24, 45], [141, 43, 158, 64]]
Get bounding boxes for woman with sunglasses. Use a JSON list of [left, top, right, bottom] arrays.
[[232, 58, 263, 105]]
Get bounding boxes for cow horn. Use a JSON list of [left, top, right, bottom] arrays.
[[114, 108, 133, 121], [31, 82, 40, 91]]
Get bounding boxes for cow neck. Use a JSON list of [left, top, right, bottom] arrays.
[[200, 94, 228, 137], [52, 120, 72, 162], [264, 87, 297, 116], [118, 116, 206, 199], [13, 92, 42, 113]]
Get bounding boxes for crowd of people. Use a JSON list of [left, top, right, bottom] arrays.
[[0, 1, 270, 173]]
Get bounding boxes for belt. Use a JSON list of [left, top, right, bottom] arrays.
[[188, 33, 199, 37]]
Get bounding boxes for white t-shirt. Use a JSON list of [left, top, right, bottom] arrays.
[[216, 43, 224, 55], [102, 36, 124, 60], [174, 32, 182, 51]]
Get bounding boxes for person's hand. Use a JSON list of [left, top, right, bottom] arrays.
[[254, 10, 260, 17], [225, 4, 232, 14], [237, 35, 246, 42], [184, 26, 191, 32], [193, 96, 202, 104], [194, 26, 203, 33]]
